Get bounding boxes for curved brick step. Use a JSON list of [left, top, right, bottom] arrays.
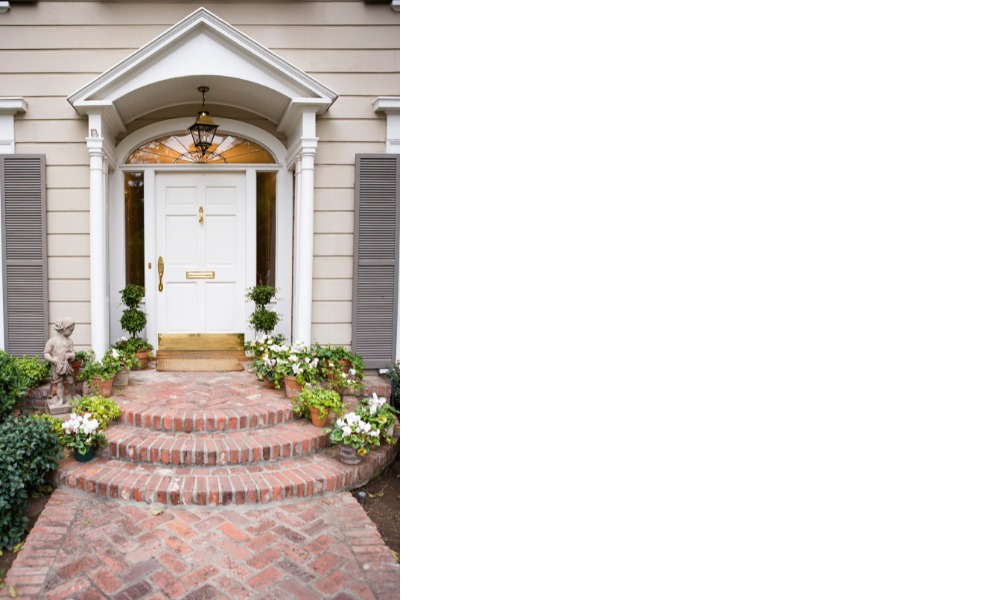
[[57, 441, 398, 506], [119, 403, 294, 433], [103, 420, 329, 466]]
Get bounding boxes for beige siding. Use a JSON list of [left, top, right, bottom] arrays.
[[48, 234, 89, 257], [315, 188, 356, 211], [313, 234, 354, 257], [2, 0, 399, 349], [312, 301, 352, 323]]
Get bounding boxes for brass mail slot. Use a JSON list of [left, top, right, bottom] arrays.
[[185, 270, 216, 280]]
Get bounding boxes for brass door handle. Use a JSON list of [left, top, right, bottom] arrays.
[[199, 206, 204, 224], [157, 256, 164, 292]]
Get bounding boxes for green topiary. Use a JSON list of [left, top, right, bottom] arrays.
[[120, 309, 147, 337], [246, 286, 280, 335], [0, 416, 62, 549], [119, 284, 145, 309], [249, 306, 279, 335], [245, 285, 276, 306], [119, 285, 148, 338]]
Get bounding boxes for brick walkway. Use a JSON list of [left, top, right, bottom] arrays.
[[3, 368, 400, 599]]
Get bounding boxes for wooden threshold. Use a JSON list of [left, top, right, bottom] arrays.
[[157, 333, 245, 352]]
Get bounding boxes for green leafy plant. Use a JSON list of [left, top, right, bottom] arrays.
[[14, 357, 49, 390], [0, 351, 27, 421], [80, 350, 122, 382], [245, 285, 276, 306], [60, 412, 107, 454], [325, 411, 381, 456], [292, 386, 343, 421], [314, 345, 365, 393], [358, 392, 397, 445], [119, 285, 148, 338], [0, 416, 62, 550], [34, 414, 69, 447], [387, 360, 400, 411], [246, 286, 280, 335], [71, 395, 121, 428], [249, 307, 279, 335]]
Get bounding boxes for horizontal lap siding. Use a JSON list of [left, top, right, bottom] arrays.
[[1, 1, 399, 350]]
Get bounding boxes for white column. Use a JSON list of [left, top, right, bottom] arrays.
[[87, 114, 109, 354], [292, 137, 317, 344]]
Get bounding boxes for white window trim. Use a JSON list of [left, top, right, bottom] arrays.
[[0, 98, 28, 350], [373, 97, 400, 154]]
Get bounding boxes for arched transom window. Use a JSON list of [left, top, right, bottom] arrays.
[[125, 133, 276, 164]]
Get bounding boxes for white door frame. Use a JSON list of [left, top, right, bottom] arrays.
[[110, 119, 293, 352]]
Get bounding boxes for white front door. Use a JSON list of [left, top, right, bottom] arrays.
[[155, 172, 246, 334]]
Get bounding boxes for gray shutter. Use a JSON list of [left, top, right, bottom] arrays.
[[353, 154, 399, 368], [0, 155, 48, 356]]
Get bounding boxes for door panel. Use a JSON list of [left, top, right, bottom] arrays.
[[155, 173, 245, 335]]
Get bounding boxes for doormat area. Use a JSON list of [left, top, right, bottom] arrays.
[[155, 358, 245, 372]]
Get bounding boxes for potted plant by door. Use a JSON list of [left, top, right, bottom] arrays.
[[293, 386, 343, 427], [118, 285, 152, 369], [246, 285, 280, 336], [80, 351, 120, 397]]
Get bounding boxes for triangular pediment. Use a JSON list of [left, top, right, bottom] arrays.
[[68, 7, 336, 136]]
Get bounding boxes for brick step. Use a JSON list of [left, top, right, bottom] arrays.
[[103, 420, 330, 466], [57, 442, 399, 506], [120, 403, 294, 433]]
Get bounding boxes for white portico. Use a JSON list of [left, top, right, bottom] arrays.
[[67, 8, 337, 354]]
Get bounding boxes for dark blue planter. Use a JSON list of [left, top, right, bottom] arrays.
[[74, 447, 95, 462]]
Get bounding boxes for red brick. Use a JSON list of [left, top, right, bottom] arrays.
[[219, 522, 250, 542], [314, 570, 353, 596], [245, 566, 283, 591], [91, 567, 123, 594], [150, 570, 186, 598], [55, 554, 98, 579], [158, 551, 189, 575], [181, 564, 219, 588], [164, 536, 192, 554]]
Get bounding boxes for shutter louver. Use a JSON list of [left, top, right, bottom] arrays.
[[1, 155, 49, 356], [353, 154, 399, 369]]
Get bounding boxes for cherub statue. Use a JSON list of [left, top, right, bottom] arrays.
[[43, 317, 76, 409]]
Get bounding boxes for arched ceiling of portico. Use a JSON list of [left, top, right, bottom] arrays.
[[68, 7, 336, 140]]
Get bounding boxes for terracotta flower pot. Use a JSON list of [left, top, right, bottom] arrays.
[[70, 359, 82, 380], [135, 351, 149, 370], [309, 406, 328, 427], [284, 376, 302, 398], [91, 377, 113, 397]]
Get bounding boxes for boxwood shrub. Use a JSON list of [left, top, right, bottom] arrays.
[[0, 351, 26, 421], [0, 416, 62, 549]]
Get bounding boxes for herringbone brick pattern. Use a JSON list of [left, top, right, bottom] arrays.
[[4, 489, 399, 599]]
